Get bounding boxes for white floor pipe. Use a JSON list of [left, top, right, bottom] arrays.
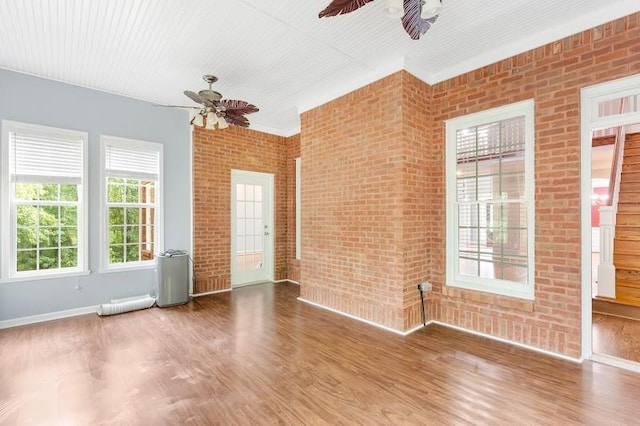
[[97, 295, 156, 316]]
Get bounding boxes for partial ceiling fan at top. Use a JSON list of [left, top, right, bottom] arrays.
[[319, 0, 442, 40]]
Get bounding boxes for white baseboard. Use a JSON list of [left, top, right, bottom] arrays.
[[192, 288, 232, 297], [274, 279, 299, 285], [591, 353, 640, 373], [0, 305, 98, 330], [297, 297, 427, 336], [404, 322, 431, 335], [429, 321, 583, 364]]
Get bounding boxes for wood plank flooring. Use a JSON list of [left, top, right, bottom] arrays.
[[2, 282, 640, 425], [593, 313, 640, 363]]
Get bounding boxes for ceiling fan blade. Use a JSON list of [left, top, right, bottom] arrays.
[[223, 114, 250, 128], [318, 0, 374, 18], [220, 99, 259, 115], [402, 0, 438, 40], [184, 90, 213, 106]]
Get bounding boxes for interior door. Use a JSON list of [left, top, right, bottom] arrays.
[[231, 169, 274, 287]]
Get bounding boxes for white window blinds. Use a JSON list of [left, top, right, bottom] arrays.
[[104, 140, 160, 181], [9, 128, 84, 184]]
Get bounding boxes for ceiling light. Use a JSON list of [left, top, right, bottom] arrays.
[[179, 74, 258, 129], [205, 112, 218, 130], [384, 0, 404, 18], [421, 0, 442, 19], [192, 112, 204, 127], [319, 0, 441, 40]]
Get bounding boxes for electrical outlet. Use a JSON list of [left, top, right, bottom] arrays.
[[418, 282, 432, 292]]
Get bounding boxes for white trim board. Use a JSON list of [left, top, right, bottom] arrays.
[[191, 288, 232, 297], [0, 305, 98, 330], [591, 353, 640, 374], [249, 122, 300, 138], [188, 121, 194, 296], [297, 297, 426, 336], [273, 279, 299, 285]]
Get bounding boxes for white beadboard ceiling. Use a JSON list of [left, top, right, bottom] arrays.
[[0, 0, 638, 136]]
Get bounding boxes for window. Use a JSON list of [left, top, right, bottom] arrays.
[[101, 136, 162, 270], [445, 100, 535, 300], [295, 157, 301, 260], [1, 121, 88, 280]]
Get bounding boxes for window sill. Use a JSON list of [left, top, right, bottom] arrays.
[[443, 285, 535, 312], [0, 269, 91, 284], [99, 263, 156, 274]]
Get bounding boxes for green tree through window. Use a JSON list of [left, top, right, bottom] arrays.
[[107, 177, 155, 265], [15, 183, 79, 272]]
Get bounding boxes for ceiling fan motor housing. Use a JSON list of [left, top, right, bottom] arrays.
[[198, 89, 222, 102]]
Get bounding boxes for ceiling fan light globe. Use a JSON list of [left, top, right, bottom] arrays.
[[384, 0, 404, 18], [420, 0, 442, 19], [205, 112, 218, 130], [192, 113, 204, 127], [218, 116, 229, 129]]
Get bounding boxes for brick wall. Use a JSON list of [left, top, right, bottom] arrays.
[[286, 134, 301, 283], [192, 126, 287, 293], [300, 73, 412, 331], [428, 13, 640, 357], [298, 72, 435, 331]]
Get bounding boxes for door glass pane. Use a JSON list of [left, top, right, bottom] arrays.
[[237, 219, 245, 235], [234, 180, 266, 274], [236, 201, 245, 218], [236, 236, 245, 253], [236, 184, 245, 201]]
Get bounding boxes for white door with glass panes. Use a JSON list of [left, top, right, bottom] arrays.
[[231, 170, 274, 287]]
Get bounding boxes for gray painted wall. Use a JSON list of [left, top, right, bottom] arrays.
[[0, 69, 191, 321]]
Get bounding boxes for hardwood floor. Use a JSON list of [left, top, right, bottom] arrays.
[[2, 282, 640, 425], [593, 313, 640, 363]]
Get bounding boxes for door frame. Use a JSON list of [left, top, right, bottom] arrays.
[[230, 169, 275, 287], [580, 73, 640, 366]]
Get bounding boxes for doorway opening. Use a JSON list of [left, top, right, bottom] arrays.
[[581, 74, 640, 371]]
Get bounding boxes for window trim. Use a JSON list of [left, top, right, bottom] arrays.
[[99, 135, 164, 272], [445, 99, 535, 300], [0, 120, 89, 282]]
